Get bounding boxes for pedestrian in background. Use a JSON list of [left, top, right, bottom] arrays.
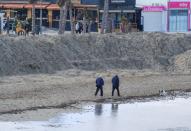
[[75, 22, 79, 34], [112, 75, 120, 96], [95, 77, 104, 96]]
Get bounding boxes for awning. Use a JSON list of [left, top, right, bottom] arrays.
[[25, 4, 49, 9], [73, 4, 98, 9], [3, 4, 25, 9], [99, 10, 136, 13], [47, 3, 98, 10], [46, 4, 60, 10], [0, 3, 98, 10]]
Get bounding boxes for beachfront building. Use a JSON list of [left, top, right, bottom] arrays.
[[98, 0, 138, 31], [0, 0, 98, 30], [168, 1, 190, 32], [0, 0, 142, 31], [142, 6, 167, 32], [81, 0, 142, 31]]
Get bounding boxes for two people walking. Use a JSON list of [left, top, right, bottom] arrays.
[[75, 22, 83, 34], [95, 75, 120, 97]]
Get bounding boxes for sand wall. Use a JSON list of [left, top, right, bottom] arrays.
[[0, 33, 191, 75]]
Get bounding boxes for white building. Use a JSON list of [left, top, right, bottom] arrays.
[[142, 6, 167, 32], [142, 1, 191, 32]]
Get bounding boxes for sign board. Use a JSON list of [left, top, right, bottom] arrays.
[[143, 6, 165, 12], [168, 2, 190, 9]]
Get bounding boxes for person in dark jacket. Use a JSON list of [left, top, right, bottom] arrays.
[[112, 75, 120, 96], [95, 77, 104, 96]]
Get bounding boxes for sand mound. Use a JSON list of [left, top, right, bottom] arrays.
[[170, 50, 191, 73], [0, 32, 191, 76]]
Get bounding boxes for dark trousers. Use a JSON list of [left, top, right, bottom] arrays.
[[95, 85, 103, 96], [76, 29, 82, 34], [112, 86, 120, 96]]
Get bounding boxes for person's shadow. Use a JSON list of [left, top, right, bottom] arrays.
[[94, 103, 103, 116]]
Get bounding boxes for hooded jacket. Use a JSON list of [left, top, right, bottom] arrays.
[[96, 77, 104, 87], [112, 75, 119, 87]]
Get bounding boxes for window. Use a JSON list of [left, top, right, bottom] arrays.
[[111, 0, 125, 3]]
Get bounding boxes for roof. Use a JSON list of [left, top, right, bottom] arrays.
[[47, 3, 98, 10], [3, 4, 26, 8], [0, 3, 98, 10], [25, 4, 49, 9], [1, 3, 49, 9], [46, 4, 59, 10], [0, 0, 56, 4]]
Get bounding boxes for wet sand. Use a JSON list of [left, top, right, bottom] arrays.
[[1, 94, 191, 131], [0, 69, 191, 120]]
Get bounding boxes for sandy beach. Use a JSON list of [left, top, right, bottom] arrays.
[[0, 33, 191, 120], [0, 69, 190, 120]]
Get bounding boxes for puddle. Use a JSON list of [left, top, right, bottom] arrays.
[[1, 96, 191, 131]]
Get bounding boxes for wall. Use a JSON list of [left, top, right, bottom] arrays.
[[81, 0, 99, 5], [142, 6, 166, 32], [99, 0, 136, 10], [162, 10, 167, 32]]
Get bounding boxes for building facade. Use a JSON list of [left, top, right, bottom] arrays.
[[168, 1, 190, 32], [142, 1, 191, 32], [98, 0, 137, 30], [81, 0, 99, 5], [0, 0, 141, 31], [0, 0, 98, 30], [142, 6, 167, 32]]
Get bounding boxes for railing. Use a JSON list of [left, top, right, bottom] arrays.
[[110, 22, 139, 32], [98, 22, 139, 33]]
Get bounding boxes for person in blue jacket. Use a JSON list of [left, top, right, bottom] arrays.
[[112, 75, 120, 96], [95, 77, 104, 96]]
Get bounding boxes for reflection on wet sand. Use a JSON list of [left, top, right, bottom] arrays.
[[2, 96, 191, 131], [94, 104, 103, 116], [94, 103, 119, 117], [111, 103, 118, 117]]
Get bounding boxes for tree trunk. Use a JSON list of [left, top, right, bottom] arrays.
[[69, 5, 74, 34], [88, 20, 92, 33], [62, 2, 68, 34], [101, 0, 109, 34], [59, 5, 64, 34], [32, 3, 36, 35], [59, 2, 68, 34], [83, 16, 86, 33]]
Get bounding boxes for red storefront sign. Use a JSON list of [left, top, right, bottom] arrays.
[[168, 2, 190, 9], [167, 1, 191, 32], [143, 6, 165, 12]]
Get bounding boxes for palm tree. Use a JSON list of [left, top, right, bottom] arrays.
[[101, 0, 109, 33], [57, 0, 69, 34], [29, 0, 38, 35]]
